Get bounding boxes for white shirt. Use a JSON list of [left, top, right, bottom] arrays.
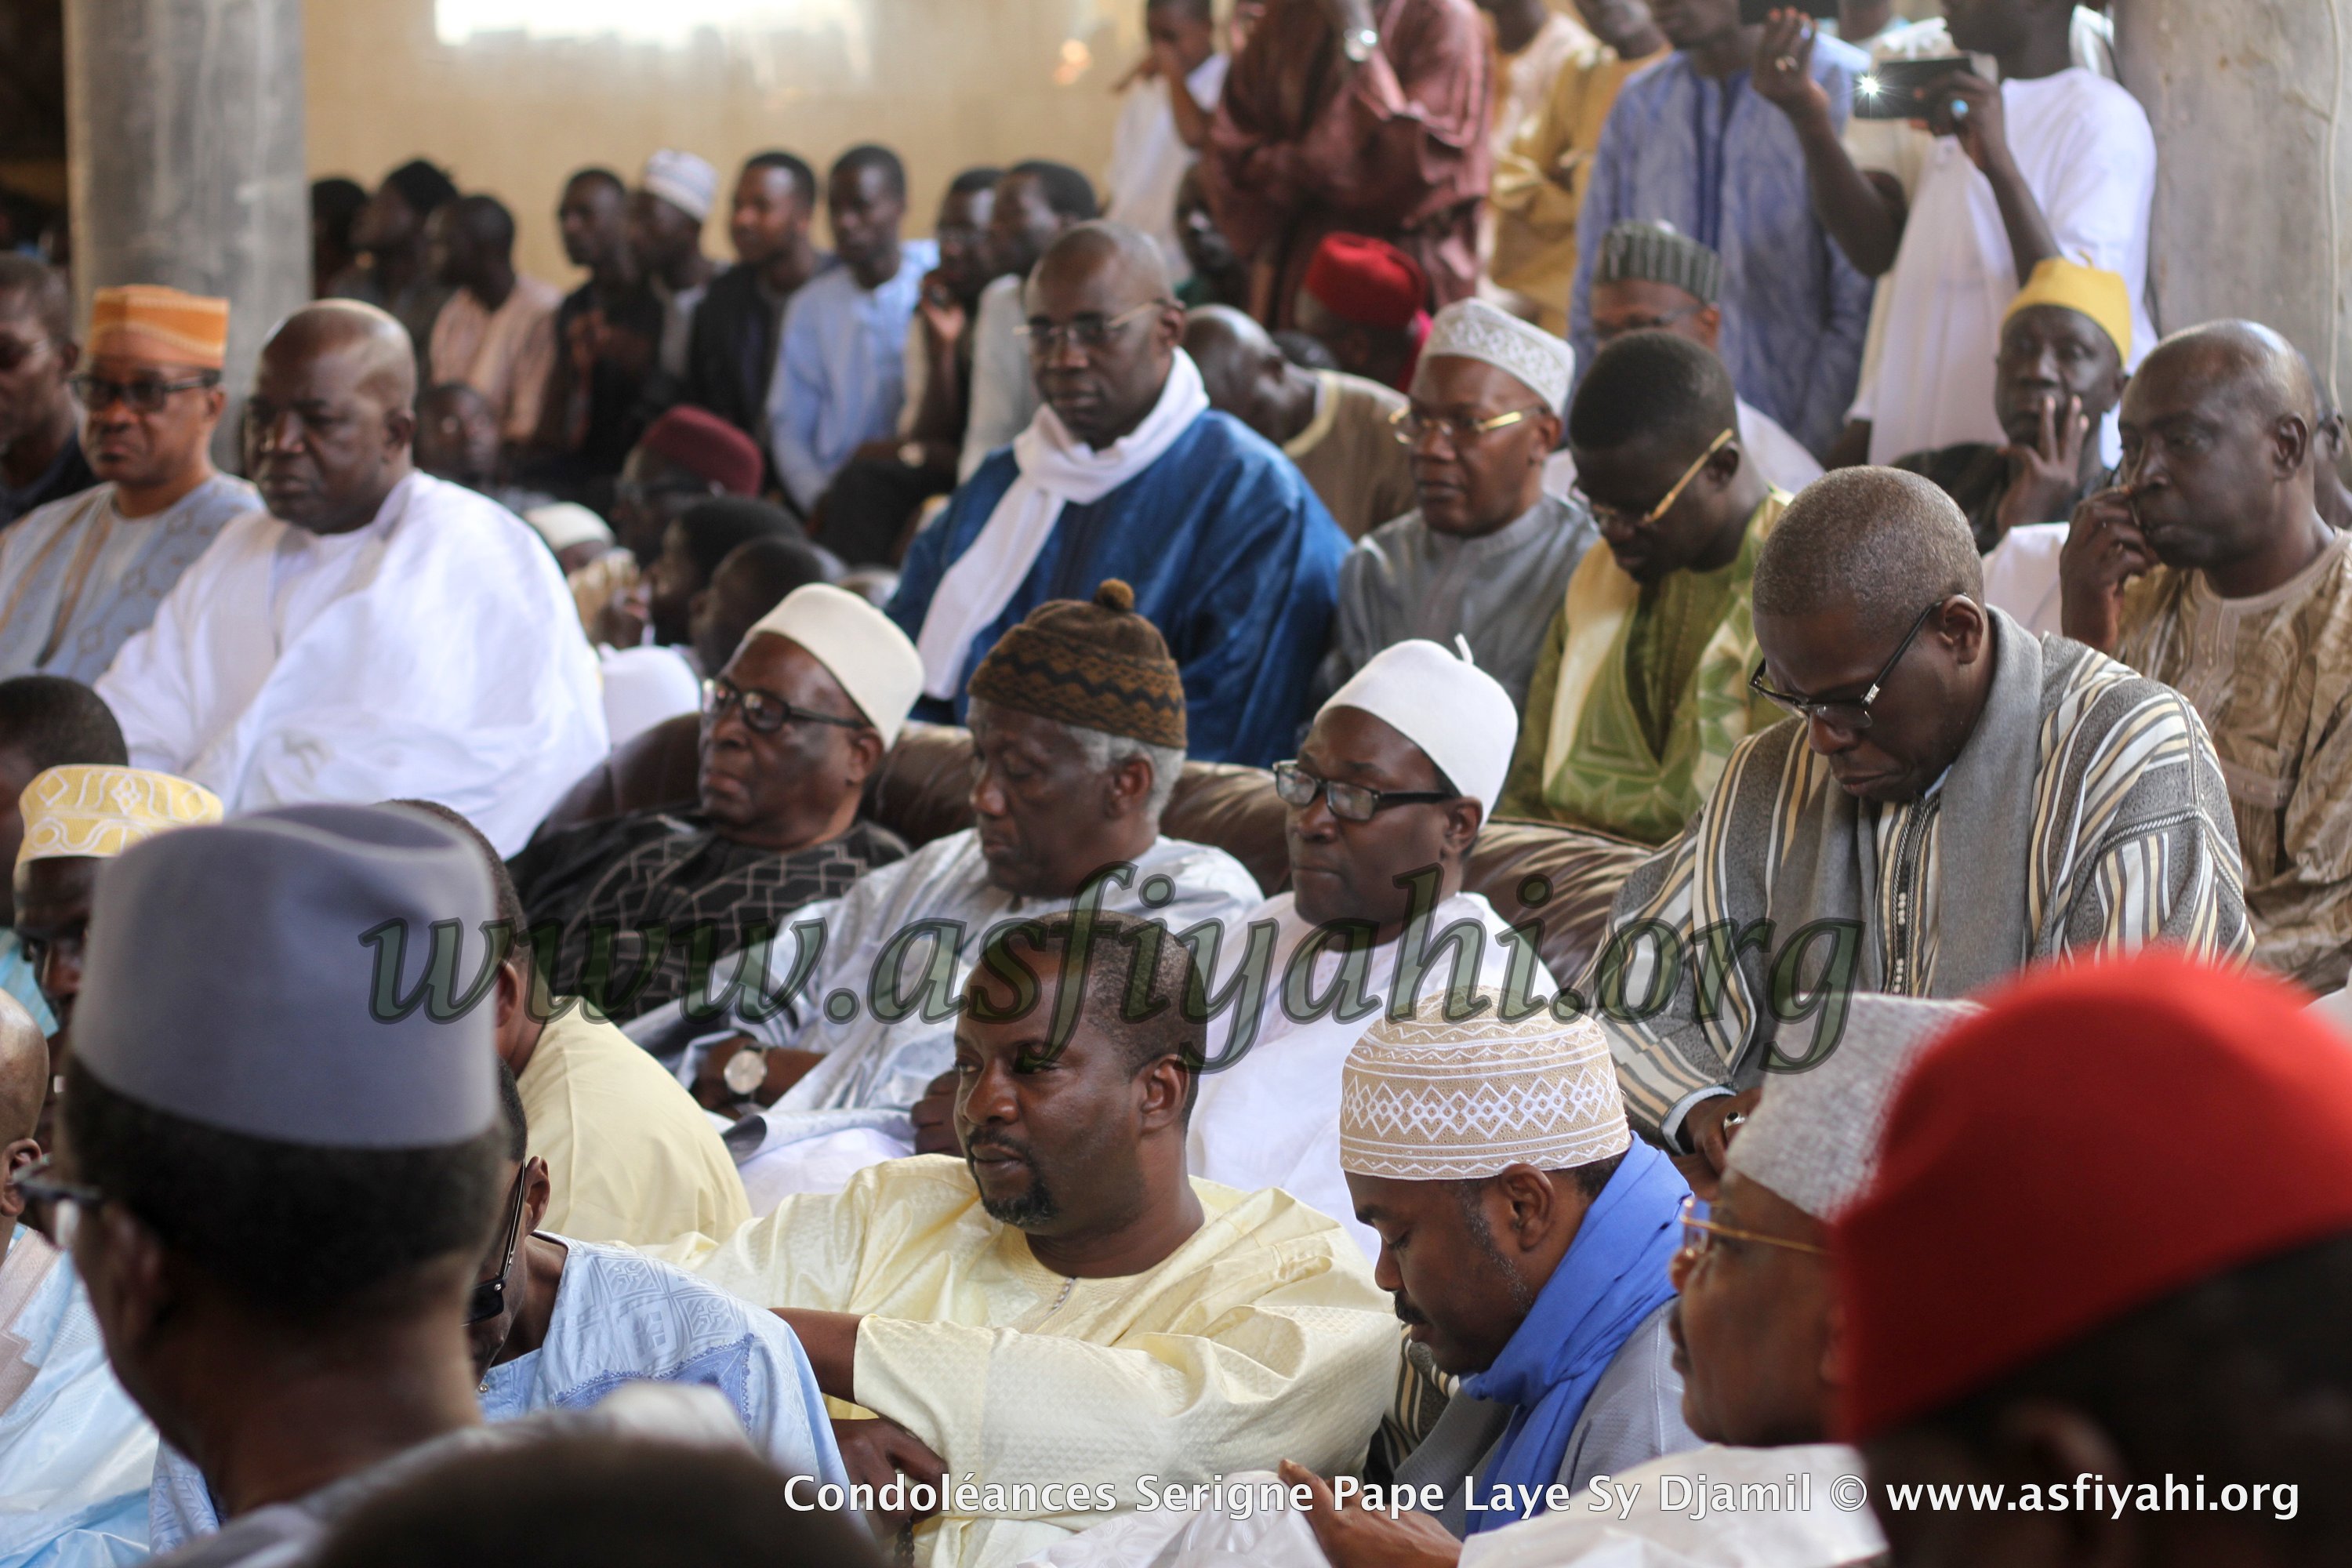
[[1544, 396, 1823, 499], [99, 471, 609, 855], [1187, 889, 1534, 1263], [1982, 520, 2069, 638], [1850, 67, 2154, 465], [1105, 52, 1232, 282]]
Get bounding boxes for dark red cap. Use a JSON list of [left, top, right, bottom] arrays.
[[1302, 233, 1429, 331], [1835, 951, 2352, 1442], [639, 406, 764, 498]]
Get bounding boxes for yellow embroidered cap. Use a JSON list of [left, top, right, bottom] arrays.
[[2003, 257, 2132, 363], [17, 765, 225, 868]]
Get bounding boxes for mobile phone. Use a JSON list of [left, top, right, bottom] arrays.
[[1851, 56, 1974, 120], [1737, 0, 1838, 24]]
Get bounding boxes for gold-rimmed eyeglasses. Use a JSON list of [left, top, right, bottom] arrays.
[[1387, 404, 1545, 449], [1675, 1193, 1828, 1259], [1576, 427, 1735, 530]]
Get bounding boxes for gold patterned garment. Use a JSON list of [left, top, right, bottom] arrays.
[[1498, 495, 1786, 846], [2115, 531, 2352, 990], [652, 1155, 1399, 1568]]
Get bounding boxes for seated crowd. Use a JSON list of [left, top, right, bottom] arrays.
[[5, 1, 2352, 1564]]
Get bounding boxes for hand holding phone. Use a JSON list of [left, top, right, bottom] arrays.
[[1851, 56, 1974, 121]]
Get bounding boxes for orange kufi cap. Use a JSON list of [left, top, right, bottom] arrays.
[[86, 285, 230, 371]]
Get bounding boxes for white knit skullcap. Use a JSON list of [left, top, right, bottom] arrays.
[[1724, 994, 1978, 1221], [746, 583, 924, 749], [1418, 298, 1576, 415], [1319, 637, 1517, 819], [641, 150, 719, 223], [524, 502, 613, 554], [1340, 996, 1631, 1181]]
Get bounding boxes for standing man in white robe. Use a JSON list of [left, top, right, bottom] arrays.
[[97, 302, 607, 856]]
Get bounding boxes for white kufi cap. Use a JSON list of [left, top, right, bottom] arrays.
[[746, 583, 924, 749], [1319, 637, 1517, 819]]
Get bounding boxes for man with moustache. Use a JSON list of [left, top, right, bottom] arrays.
[[632, 583, 1261, 1209], [891, 221, 1346, 767], [653, 913, 1396, 1568], [0, 286, 253, 682], [2061, 321, 2352, 992], [1602, 465, 2246, 1189], [96, 301, 607, 855]]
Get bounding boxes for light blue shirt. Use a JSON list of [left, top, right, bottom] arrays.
[[1572, 44, 1876, 458], [148, 1236, 848, 1550], [0, 931, 56, 1037], [0, 474, 256, 684], [767, 239, 940, 512], [0, 1229, 155, 1568]]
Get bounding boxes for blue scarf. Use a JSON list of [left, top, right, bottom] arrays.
[[1455, 1138, 1689, 1533]]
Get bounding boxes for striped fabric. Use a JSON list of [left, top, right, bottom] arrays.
[[1591, 618, 2250, 1137]]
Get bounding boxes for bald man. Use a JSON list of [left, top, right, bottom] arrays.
[[98, 301, 608, 854], [1600, 466, 2247, 1192], [2060, 321, 2352, 991], [0, 988, 158, 1560], [889, 220, 1348, 766], [1185, 303, 1413, 538], [426, 193, 562, 448]]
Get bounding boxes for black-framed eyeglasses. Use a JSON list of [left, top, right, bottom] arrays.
[[13, 1152, 103, 1245], [70, 371, 220, 414], [1749, 601, 1942, 734], [466, 1166, 530, 1326], [1386, 404, 1546, 450], [1014, 299, 1169, 356], [1272, 760, 1456, 823], [701, 676, 869, 737]]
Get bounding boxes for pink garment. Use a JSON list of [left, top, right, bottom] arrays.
[[429, 275, 563, 442], [1205, 0, 1494, 325]]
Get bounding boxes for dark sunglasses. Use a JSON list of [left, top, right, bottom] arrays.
[[1272, 760, 1456, 824], [466, 1167, 531, 1326], [701, 677, 868, 737], [70, 371, 220, 414]]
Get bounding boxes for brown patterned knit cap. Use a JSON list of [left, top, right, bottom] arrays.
[[967, 579, 1187, 750]]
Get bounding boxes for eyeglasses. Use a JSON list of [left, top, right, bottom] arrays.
[[1749, 600, 1941, 735], [1387, 404, 1544, 450], [466, 1167, 531, 1325], [1675, 1194, 1828, 1260], [614, 478, 720, 509], [1272, 760, 1456, 823], [701, 677, 869, 737], [1575, 428, 1734, 530], [1014, 299, 1169, 356], [13, 1153, 103, 1246], [70, 371, 220, 414]]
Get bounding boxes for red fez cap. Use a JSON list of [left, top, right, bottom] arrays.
[[1835, 953, 2352, 1443], [638, 406, 764, 498], [1302, 234, 1429, 331]]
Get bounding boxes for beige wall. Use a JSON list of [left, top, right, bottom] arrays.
[[306, 0, 1149, 286]]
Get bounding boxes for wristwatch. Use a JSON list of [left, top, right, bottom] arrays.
[[1341, 25, 1379, 62], [898, 440, 927, 469], [723, 1044, 771, 1098]]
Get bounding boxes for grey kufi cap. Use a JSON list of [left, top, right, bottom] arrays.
[[1595, 220, 1724, 307], [1724, 993, 1976, 1221], [74, 804, 500, 1149]]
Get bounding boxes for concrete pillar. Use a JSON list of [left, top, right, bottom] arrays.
[[2116, 0, 2352, 401], [62, 0, 307, 467]]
